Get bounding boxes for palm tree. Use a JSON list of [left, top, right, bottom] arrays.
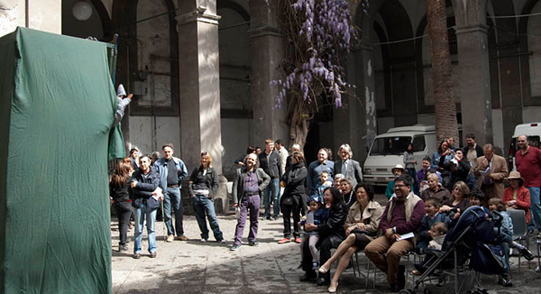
[[426, 0, 459, 143]]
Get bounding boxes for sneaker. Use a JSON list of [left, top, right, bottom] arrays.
[[218, 239, 227, 244], [278, 238, 291, 244], [537, 232, 541, 239], [201, 238, 207, 243], [249, 241, 259, 247], [536, 266, 540, 273], [149, 252, 157, 258], [118, 244, 128, 252], [166, 235, 174, 242], [519, 247, 535, 261], [176, 235, 189, 241], [230, 244, 241, 251], [500, 276, 513, 287], [294, 237, 302, 243], [133, 253, 141, 259]]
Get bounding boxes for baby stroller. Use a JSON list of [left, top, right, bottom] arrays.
[[399, 206, 505, 294]]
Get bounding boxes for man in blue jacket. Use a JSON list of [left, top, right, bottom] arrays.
[[154, 143, 189, 242], [131, 155, 160, 259]]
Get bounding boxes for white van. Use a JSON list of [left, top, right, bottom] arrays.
[[363, 125, 437, 186], [507, 122, 541, 171]]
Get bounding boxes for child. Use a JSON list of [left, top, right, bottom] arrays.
[[469, 188, 490, 214], [300, 195, 328, 270], [416, 198, 450, 254], [314, 171, 333, 197], [113, 84, 133, 127], [488, 198, 534, 287], [427, 222, 448, 251]]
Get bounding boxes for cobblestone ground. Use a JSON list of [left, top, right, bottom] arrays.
[[112, 205, 541, 294]]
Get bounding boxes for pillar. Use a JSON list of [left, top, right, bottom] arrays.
[[453, 0, 493, 145], [177, 0, 228, 212], [248, 0, 288, 146], [0, 0, 61, 37]]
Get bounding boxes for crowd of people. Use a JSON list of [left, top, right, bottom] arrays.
[[109, 133, 541, 292]]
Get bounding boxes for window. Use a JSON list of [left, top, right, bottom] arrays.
[[412, 136, 426, 152], [369, 136, 412, 156]]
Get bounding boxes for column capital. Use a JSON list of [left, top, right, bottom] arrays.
[[248, 25, 281, 39], [176, 10, 221, 27], [455, 23, 489, 36]]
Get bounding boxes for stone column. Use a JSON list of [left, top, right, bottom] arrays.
[[177, 1, 228, 213], [356, 43, 378, 161], [0, 0, 61, 37], [455, 23, 493, 145], [248, 0, 288, 146]]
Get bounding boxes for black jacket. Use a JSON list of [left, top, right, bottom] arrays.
[[462, 144, 484, 159], [282, 162, 307, 197], [317, 202, 348, 240], [110, 177, 131, 202], [188, 166, 219, 199], [259, 150, 282, 179], [232, 167, 271, 204], [130, 166, 160, 200]]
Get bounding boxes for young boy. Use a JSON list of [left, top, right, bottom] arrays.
[[416, 198, 450, 254], [314, 171, 333, 197]]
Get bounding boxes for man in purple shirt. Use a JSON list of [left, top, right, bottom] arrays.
[[230, 153, 271, 251], [364, 175, 425, 292]]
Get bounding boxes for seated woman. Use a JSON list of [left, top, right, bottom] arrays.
[[420, 173, 451, 203], [440, 181, 470, 219], [339, 178, 356, 209], [318, 183, 383, 293], [300, 187, 348, 287], [503, 171, 531, 225]]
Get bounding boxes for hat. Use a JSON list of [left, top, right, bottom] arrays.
[[117, 84, 127, 98], [392, 164, 405, 171], [308, 195, 323, 204], [506, 171, 524, 183]]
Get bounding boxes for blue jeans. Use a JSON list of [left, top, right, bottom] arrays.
[[263, 178, 280, 218], [193, 195, 223, 240], [164, 187, 184, 236], [134, 203, 157, 254], [528, 187, 541, 230]]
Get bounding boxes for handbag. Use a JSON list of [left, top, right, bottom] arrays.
[[282, 196, 294, 206]]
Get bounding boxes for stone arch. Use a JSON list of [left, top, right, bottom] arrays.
[[89, 0, 112, 40]]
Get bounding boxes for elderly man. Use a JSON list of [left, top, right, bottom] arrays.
[[231, 153, 271, 251], [515, 135, 541, 236], [334, 143, 363, 188], [364, 175, 424, 292], [307, 148, 334, 195], [472, 144, 508, 199]]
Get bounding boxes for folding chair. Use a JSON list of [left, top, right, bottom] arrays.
[[507, 209, 528, 271]]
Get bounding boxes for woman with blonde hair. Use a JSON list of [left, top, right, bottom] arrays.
[[188, 152, 225, 243], [440, 181, 470, 216]]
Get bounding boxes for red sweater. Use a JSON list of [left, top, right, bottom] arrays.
[[515, 147, 541, 187], [503, 186, 531, 223]]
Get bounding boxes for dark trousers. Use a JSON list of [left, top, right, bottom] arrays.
[[282, 203, 301, 238], [302, 236, 337, 281], [115, 201, 134, 246]]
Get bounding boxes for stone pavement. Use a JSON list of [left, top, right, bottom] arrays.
[[111, 214, 541, 294]]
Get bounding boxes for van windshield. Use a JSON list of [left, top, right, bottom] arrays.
[[370, 136, 412, 156]]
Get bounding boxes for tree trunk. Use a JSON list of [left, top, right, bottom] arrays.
[[426, 0, 459, 144], [289, 101, 311, 150]]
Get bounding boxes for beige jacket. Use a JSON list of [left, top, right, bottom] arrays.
[[472, 154, 508, 198], [344, 200, 383, 241]]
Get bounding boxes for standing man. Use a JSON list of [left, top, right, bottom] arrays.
[[515, 135, 541, 236], [154, 143, 189, 242], [364, 175, 425, 292], [130, 155, 160, 259], [334, 143, 363, 187], [275, 139, 289, 176], [447, 137, 457, 151], [231, 153, 271, 251], [259, 139, 282, 220], [307, 148, 334, 196], [462, 134, 483, 169], [471, 144, 508, 199], [129, 148, 139, 170]]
